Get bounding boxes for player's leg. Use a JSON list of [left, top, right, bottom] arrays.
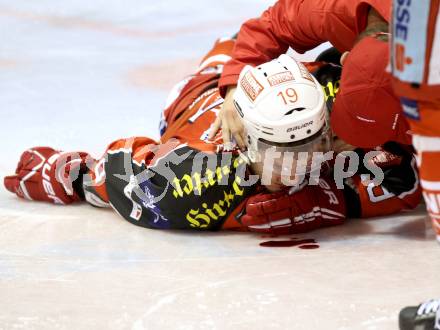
[[390, 0, 440, 241], [2, 136, 160, 214], [409, 104, 440, 242], [391, 1, 440, 329]]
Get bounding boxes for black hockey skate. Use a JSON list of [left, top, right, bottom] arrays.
[[399, 299, 440, 330]]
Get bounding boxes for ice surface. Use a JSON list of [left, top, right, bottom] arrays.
[[1, 1, 439, 329]]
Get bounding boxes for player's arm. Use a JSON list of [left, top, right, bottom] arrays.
[[218, 0, 325, 95], [236, 144, 422, 235], [211, 0, 328, 149]]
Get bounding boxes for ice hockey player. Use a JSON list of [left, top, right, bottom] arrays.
[[390, 0, 440, 329], [3, 37, 421, 235], [210, 0, 408, 149], [202, 1, 437, 324]]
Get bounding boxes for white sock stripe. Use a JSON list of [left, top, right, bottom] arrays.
[[413, 135, 440, 152], [421, 179, 440, 191], [417, 300, 440, 316]]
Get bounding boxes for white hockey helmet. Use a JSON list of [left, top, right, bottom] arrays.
[[233, 54, 331, 174]]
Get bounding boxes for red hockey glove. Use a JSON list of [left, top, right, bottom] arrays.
[[240, 178, 347, 235], [4, 147, 93, 204]]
